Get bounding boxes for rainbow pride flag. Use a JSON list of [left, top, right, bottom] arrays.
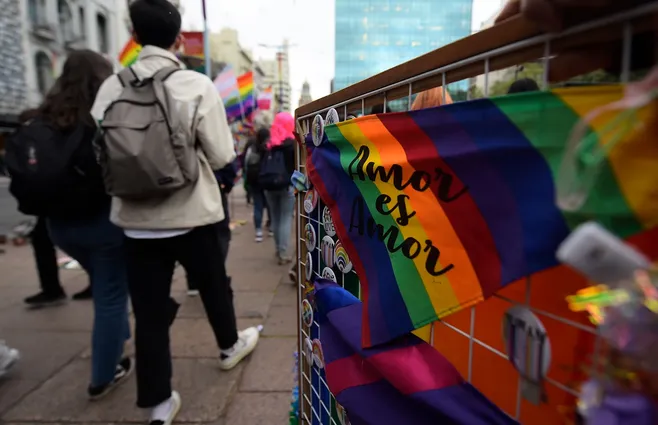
[[118, 39, 141, 67], [238, 71, 255, 112], [306, 86, 658, 348]]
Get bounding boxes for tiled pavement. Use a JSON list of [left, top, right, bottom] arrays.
[[0, 190, 298, 424]]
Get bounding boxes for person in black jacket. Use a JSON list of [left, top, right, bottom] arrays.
[[244, 128, 271, 242], [262, 112, 296, 265], [17, 109, 93, 306]]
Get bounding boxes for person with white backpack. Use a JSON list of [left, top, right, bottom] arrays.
[[91, 1, 259, 423]]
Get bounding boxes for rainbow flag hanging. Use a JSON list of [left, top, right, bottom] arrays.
[[238, 71, 255, 113], [214, 66, 242, 121], [306, 86, 658, 348], [118, 39, 141, 67]]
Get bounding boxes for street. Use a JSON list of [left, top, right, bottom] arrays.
[[0, 189, 298, 424]]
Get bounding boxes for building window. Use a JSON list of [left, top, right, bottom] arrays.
[[58, 0, 75, 42], [28, 0, 47, 25], [96, 13, 108, 54], [79, 6, 86, 39], [35, 52, 54, 95]]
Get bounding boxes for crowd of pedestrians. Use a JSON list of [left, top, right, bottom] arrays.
[[0, 0, 275, 423]]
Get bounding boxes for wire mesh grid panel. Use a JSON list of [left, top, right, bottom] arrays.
[[296, 135, 357, 425], [294, 5, 653, 424]]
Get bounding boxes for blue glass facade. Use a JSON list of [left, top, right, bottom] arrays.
[[334, 0, 472, 92]]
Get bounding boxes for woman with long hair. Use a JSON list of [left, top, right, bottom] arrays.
[[18, 109, 94, 306], [36, 50, 132, 398], [263, 112, 296, 264]]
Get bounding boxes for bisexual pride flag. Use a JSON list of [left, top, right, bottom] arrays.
[[314, 279, 518, 425], [306, 86, 658, 348]]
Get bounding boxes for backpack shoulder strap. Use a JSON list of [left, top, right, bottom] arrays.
[[117, 67, 139, 87], [152, 66, 182, 83]]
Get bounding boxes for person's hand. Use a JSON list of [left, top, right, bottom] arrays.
[[495, 0, 614, 32]]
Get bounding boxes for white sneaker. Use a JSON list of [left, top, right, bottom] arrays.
[[219, 327, 260, 370], [149, 390, 181, 425], [0, 341, 20, 378], [187, 290, 200, 297], [255, 229, 263, 243]]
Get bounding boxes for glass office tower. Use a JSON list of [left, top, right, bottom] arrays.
[[334, 0, 472, 93]]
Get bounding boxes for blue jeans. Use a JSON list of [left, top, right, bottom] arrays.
[[252, 187, 269, 231], [265, 187, 295, 257], [48, 210, 130, 387]]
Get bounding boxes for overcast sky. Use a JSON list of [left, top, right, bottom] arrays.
[[181, 0, 504, 110]]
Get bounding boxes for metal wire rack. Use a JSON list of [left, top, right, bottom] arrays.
[[294, 4, 656, 424]]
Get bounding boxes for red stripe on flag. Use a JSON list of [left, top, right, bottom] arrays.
[[378, 112, 502, 298], [326, 344, 463, 397], [326, 354, 382, 396]]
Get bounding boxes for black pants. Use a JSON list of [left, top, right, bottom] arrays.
[[30, 217, 63, 295], [125, 223, 239, 408]]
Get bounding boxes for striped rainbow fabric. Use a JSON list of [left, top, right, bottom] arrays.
[[214, 66, 242, 120], [118, 39, 141, 67], [306, 86, 658, 348], [238, 71, 255, 116]]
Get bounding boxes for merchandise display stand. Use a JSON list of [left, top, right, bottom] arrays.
[[294, 4, 658, 424]]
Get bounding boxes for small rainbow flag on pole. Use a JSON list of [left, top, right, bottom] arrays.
[[238, 71, 255, 116], [118, 39, 141, 67], [306, 86, 658, 348]]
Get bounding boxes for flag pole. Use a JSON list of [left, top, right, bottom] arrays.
[[201, 0, 212, 78]]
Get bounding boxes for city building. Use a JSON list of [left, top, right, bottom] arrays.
[[298, 81, 312, 107], [473, 1, 509, 93], [334, 0, 473, 92], [0, 0, 126, 119], [210, 28, 265, 85], [258, 40, 292, 112]]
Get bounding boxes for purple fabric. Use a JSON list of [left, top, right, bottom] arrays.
[[314, 280, 519, 425]]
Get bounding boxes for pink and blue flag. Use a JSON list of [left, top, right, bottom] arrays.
[[313, 279, 518, 425]]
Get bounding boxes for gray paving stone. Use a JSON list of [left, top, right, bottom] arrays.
[[2, 358, 243, 423], [0, 379, 41, 416], [272, 282, 298, 307], [0, 330, 88, 381], [0, 300, 93, 333], [263, 306, 297, 337], [240, 337, 297, 392], [226, 392, 291, 425]]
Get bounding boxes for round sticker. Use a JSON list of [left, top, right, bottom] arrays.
[[312, 339, 325, 369], [304, 337, 314, 366], [312, 114, 324, 146], [321, 236, 336, 268], [322, 267, 337, 283], [303, 189, 318, 214], [305, 252, 313, 281], [322, 206, 336, 237], [334, 241, 353, 274], [304, 223, 317, 252], [325, 108, 340, 126], [301, 299, 314, 327]]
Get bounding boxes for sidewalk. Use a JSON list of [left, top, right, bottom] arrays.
[[0, 189, 298, 424]]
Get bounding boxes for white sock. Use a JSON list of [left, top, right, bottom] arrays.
[[150, 394, 175, 422]]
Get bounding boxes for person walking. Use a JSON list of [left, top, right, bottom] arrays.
[[15, 110, 92, 308], [5, 50, 132, 399], [244, 128, 271, 242], [91, 1, 259, 423], [260, 112, 296, 265]]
